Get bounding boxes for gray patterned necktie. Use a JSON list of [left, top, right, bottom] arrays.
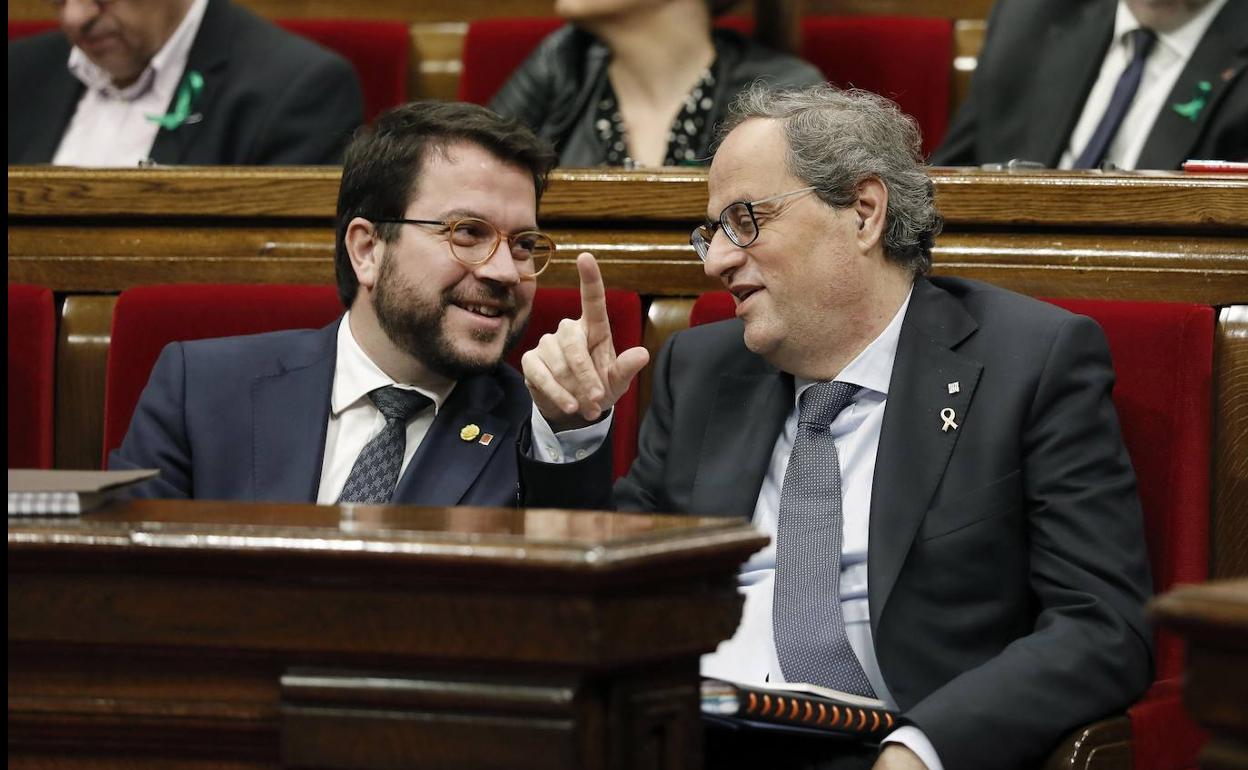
[[337, 386, 432, 504], [774, 380, 875, 696]]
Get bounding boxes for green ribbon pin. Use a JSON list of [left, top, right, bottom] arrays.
[[147, 70, 204, 130], [1172, 80, 1212, 123]]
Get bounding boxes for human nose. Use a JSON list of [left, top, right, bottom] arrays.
[[471, 239, 523, 285], [702, 228, 744, 283], [59, 0, 101, 35]]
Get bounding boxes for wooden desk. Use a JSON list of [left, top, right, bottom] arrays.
[[1152, 580, 1248, 770], [8, 500, 768, 769], [8, 166, 1248, 577]]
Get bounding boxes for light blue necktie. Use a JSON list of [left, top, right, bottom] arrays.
[[774, 381, 875, 696]]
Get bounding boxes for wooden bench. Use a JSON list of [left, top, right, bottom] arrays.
[[7, 165, 1247, 581]]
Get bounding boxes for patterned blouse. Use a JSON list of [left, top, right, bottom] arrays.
[[592, 66, 718, 168]]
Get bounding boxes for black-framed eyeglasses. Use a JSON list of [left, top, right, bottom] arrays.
[[371, 217, 555, 279], [689, 186, 816, 261]]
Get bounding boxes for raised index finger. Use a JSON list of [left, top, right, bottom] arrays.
[[576, 252, 611, 345]]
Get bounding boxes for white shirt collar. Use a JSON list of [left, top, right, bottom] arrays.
[[793, 285, 913, 406], [1116, 0, 1228, 63], [66, 0, 209, 101], [332, 311, 455, 417]]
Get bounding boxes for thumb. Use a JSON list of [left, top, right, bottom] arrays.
[[607, 346, 650, 400]]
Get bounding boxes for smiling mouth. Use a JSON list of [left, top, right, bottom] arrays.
[[455, 302, 507, 319]]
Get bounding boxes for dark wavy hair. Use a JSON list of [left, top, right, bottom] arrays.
[[334, 101, 557, 307]]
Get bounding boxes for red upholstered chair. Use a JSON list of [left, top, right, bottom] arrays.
[[276, 19, 409, 123], [103, 284, 344, 464], [506, 288, 644, 480], [798, 17, 953, 156], [8, 285, 57, 469], [7, 19, 407, 123], [690, 291, 1214, 769], [458, 16, 952, 156], [8, 20, 58, 40], [458, 17, 563, 104]]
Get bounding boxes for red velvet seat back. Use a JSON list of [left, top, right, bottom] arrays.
[[507, 288, 643, 480], [276, 19, 409, 123], [9, 285, 57, 469], [104, 284, 344, 464], [798, 17, 952, 156], [8, 19, 407, 123], [458, 16, 952, 155]]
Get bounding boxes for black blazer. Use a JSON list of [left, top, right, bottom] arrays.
[[932, 0, 1248, 168], [521, 276, 1153, 769], [489, 26, 824, 167], [8, 0, 364, 165]]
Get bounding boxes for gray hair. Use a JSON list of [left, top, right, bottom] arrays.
[[723, 83, 942, 274]]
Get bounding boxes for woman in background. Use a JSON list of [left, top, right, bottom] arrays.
[[491, 0, 823, 167]]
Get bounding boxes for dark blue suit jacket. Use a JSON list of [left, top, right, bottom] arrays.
[[109, 320, 531, 506]]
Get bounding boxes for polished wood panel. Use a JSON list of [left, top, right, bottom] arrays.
[[9, 500, 768, 770], [1216, 307, 1248, 579], [54, 295, 115, 470], [1152, 580, 1248, 770]]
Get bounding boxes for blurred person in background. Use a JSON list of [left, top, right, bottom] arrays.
[[933, 0, 1246, 169], [9, 0, 364, 166], [491, 0, 823, 167]]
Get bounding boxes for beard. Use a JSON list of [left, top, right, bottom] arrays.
[[372, 254, 529, 380]]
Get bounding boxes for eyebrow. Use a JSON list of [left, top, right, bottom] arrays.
[[436, 208, 539, 233]]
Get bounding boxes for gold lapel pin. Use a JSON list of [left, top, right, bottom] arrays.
[[460, 423, 481, 442]]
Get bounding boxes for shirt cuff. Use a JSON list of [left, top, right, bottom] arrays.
[[528, 406, 612, 463], [882, 726, 944, 770]]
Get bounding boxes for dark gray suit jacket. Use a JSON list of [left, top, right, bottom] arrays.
[[8, 0, 363, 165], [109, 320, 532, 506], [521, 276, 1153, 769], [932, 0, 1247, 168]]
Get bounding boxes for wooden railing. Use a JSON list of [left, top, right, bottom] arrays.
[[8, 165, 1248, 577]]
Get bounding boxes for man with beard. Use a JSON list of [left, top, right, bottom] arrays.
[[109, 101, 557, 506]]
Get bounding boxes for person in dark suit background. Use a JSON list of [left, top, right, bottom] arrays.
[[933, 0, 1246, 169], [519, 83, 1152, 769], [8, 0, 364, 165], [109, 102, 557, 506]]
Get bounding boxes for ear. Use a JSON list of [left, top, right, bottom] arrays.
[[345, 217, 385, 293], [853, 177, 888, 253]]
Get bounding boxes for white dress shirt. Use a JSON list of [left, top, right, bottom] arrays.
[[531, 287, 943, 768], [52, 0, 208, 167], [1059, 0, 1228, 170], [316, 312, 455, 504]]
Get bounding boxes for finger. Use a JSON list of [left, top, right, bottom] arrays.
[[607, 346, 650, 401], [521, 349, 580, 418], [576, 252, 612, 348], [538, 333, 603, 418], [555, 318, 605, 405]]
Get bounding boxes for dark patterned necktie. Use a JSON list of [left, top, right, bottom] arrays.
[[337, 386, 432, 504], [1074, 27, 1157, 169], [774, 380, 875, 696]]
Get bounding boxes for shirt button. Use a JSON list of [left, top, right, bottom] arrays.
[[575, 449, 588, 460], [547, 448, 560, 461]]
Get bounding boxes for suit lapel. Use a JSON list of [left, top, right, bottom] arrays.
[[23, 70, 83, 163], [251, 321, 337, 501], [1137, 2, 1248, 169], [149, 0, 230, 164], [392, 373, 509, 506], [868, 280, 982, 630], [1024, 2, 1114, 165], [690, 366, 792, 518]]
